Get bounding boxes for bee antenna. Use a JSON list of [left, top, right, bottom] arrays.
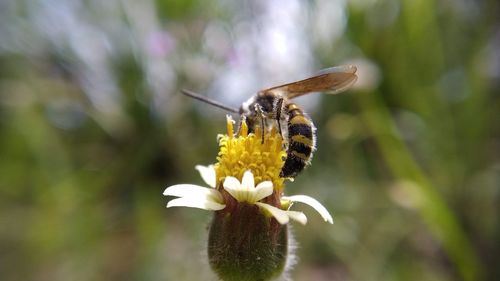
[[181, 89, 239, 113]]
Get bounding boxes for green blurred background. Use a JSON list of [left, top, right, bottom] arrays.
[[0, 0, 499, 280]]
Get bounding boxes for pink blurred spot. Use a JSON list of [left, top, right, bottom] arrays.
[[225, 48, 239, 66], [147, 31, 176, 57]]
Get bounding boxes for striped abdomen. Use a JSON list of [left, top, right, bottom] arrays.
[[280, 103, 316, 178]]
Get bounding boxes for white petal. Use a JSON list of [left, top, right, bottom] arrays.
[[223, 176, 244, 202], [241, 170, 255, 190], [164, 184, 223, 203], [195, 165, 216, 188], [287, 211, 308, 225], [223, 176, 241, 190], [167, 197, 226, 210], [282, 195, 333, 224], [255, 202, 289, 224], [253, 181, 274, 202]]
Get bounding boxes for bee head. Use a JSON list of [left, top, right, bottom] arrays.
[[239, 96, 255, 116]]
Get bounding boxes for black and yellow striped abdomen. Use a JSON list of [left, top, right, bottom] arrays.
[[280, 103, 316, 178]]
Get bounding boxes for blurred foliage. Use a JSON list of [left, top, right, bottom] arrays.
[[0, 0, 499, 281]]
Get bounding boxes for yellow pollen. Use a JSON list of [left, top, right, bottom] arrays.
[[214, 116, 287, 191]]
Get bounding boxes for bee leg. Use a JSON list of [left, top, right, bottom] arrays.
[[236, 115, 246, 136], [275, 97, 284, 138], [254, 104, 265, 144]]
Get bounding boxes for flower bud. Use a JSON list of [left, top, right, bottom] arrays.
[[208, 203, 289, 281]]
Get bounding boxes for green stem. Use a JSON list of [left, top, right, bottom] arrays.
[[358, 91, 484, 281]]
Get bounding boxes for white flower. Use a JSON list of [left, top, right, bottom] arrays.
[[163, 166, 334, 225], [222, 170, 305, 225], [163, 165, 225, 211], [223, 170, 273, 204]]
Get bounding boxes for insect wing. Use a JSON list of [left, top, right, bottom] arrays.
[[261, 65, 357, 99]]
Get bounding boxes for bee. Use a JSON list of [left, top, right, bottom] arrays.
[[182, 65, 358, 178]]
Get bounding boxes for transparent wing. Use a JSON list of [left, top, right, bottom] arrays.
[[260, 65, 358, 99]]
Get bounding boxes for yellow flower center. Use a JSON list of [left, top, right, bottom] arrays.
[[214, 116, 287, 192]]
